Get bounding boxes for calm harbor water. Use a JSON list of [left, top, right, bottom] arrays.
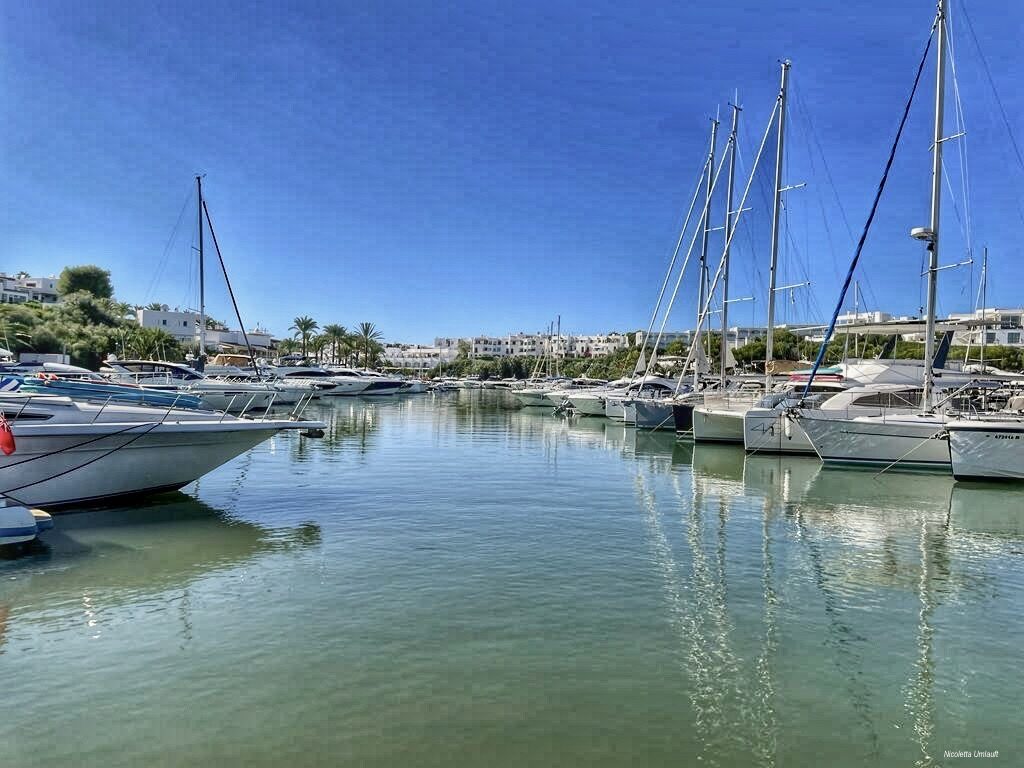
[[2, 390, 1022, 767]]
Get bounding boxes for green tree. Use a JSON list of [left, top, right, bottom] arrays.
[[57, 265, 114, 299], [355, 322, 383, 368], [322, 324, 349, 364], [125, 327, 183, 360], [276, 338, 300, 356], [664, 338, 688, 356], [289, 316, 319, 357], [309, 334, 329, 364]]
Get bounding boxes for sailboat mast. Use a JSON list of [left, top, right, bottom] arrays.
[[922, 0, 946, 408], [196, 174, 207, 370], [555, 314, 561, 378], [980, 247, 987, 371], [720, 103, 740, 388], [764, 60, 791, 391], [695, 117, 718, 387]]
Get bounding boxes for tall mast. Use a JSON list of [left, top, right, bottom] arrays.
[[196, 174, 207, 370], [853, 280, 860, 358], [695, 117, 718, 387], [980, 247, 987, 371], [764, 60, 791, 391], [555, 314, 561, 378], [922, 0, 946, 408], [720, 102, 740, 387]]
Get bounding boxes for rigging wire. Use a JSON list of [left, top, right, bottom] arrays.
[[801, 29, 935, 398], [645, 132, 733, 372], [678, 95, 781, 383], [203, 201, 259, 371], [945, 6, 973, 259], [958, 0, 1024, 173], [632, 151, 715, 378], [143, 185, 193, 304], [790, 87, 883, 315]]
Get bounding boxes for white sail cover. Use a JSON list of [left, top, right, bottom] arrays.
[[724, 344, 737, 371], [633, 349, 647, 374], [692, 340, 711, 375]]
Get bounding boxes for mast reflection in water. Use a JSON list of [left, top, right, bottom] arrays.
[[1, 391, 1020, 767]]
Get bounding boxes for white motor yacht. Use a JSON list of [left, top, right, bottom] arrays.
[[0, 392, 325, 510], [269, 365, 369, 396], [103, 360, 280, 413], [564, 378, 635, 416], [203, 364, 309, 405], [326, 367, 407, 396], [542, 378, 609, 406]]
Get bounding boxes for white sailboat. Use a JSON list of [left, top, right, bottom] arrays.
[[694, 60, 793, 443], [795, 0, 969, 471]]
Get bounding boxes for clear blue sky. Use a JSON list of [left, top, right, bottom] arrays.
[[2, 0, 1021, 343]]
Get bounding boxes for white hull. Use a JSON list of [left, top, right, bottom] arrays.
[[514, 390, 553, 407], [320, 379, 372, 396], [947, 420, 1024, 481], [567, 393, 607, 416], [544, 390, 572, 406], [0, 395, 323, 510], [0, 422, 290, 509], [743, 408, 816, 454], [797, 412, 950, 470], [604, 397, 628, 422], [692, 406, 747, 444]]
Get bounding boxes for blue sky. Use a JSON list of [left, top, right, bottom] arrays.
[[2, 0, 1021, 343]]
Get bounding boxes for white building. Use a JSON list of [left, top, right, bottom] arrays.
[[632, 327, 770, 351], [135, 308, 199, 343], [430, 332, 630, 359], [948, 308, 1024, 347], [0, 273, 60, 304], [383, 344, 459, 368], [204, 326, 275, 351], [836, 310, 892, 326]]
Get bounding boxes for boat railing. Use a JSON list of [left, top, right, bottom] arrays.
[[702, 391, 763, 411]]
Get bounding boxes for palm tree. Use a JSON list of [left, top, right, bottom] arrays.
[[276, 338, 299, 356], [108, 300, 135, 320], [322, 324, 348, 365], [355, 322, 383, 368], [289, 316, 319, 358], [309, 334, 329, 364]]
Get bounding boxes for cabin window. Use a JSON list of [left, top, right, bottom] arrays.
[[852, 390, 921, 408]]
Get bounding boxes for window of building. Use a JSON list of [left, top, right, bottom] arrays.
[[162, 319, 167, 325], [986, 332, 997, 344], [1009, 332, 1021, 344]]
